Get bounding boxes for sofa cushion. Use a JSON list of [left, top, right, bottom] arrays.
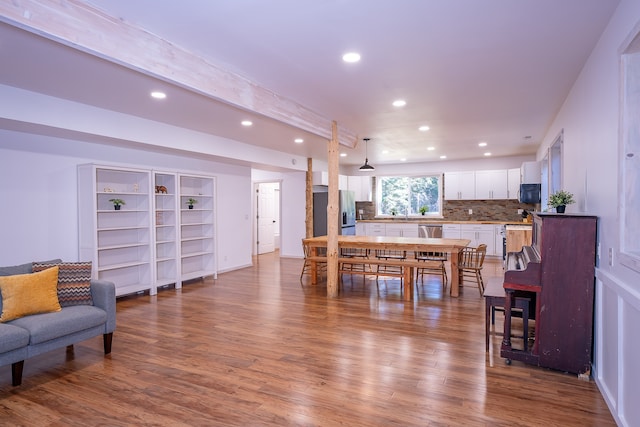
[[32, 262, 93, 307], [0, 262, 33, 277], [8, 305, 107, 345], [0, 267, 62, 323], [0, 259, 63, 278], [0, 324, 30, 353]]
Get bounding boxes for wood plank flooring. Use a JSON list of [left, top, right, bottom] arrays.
[[0, 253, 615, 426]]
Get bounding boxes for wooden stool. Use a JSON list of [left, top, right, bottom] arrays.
[[483, 278, 531, 352]]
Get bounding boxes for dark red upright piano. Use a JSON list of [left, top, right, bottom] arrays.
[[501, 212, 597, 375]]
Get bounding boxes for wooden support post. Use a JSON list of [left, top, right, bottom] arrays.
[[306, 158, 313, 238], [326, 121, 340, 297]]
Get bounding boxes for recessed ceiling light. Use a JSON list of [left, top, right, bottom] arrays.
[[382, 150, 389, 154], [427, 147, 435, 151], [340, 153, 347, 157], [419, 125, 430, 132], [342, 52, 361, 63], [392, 100, 406, 107], [150, 91, 166, 99], [478, 141, 488, 147], [400, 158, 407, 162], [294, 138, 304, 144], [484, 152, 492, 156], [241, 120, 253, 127], [440, 155, 447, 159]]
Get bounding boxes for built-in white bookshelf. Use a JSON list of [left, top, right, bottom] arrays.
[[78, 164, 153, 296], [79, 165, 217, 296], [179, 174, 216, 282], [153, 171, 179, 290]]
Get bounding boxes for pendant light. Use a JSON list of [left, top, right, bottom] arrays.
[[359, 138, 375, 170]]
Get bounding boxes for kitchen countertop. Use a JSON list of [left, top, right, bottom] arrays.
[[505, 224, 533, 230], [357, 219, 526, 225]]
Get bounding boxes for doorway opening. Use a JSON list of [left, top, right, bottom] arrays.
[[253, 181, 281, 257]]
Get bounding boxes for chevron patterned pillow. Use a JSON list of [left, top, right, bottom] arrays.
[[32, 261, 93, 307]]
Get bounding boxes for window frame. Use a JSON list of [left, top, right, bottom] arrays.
[[375, 173, 444, 218]]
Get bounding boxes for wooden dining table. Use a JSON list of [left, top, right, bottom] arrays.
[[302, 235, 471, 300]]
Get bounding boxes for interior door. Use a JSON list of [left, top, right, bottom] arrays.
[[257, 182, 277, 254]]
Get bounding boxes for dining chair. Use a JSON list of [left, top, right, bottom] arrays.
[[300, 239, 326, 283], [458, 244, 487, 295], [415, 225, 448, 288], [374, 249, 406, 287], [339, 247, 370, 277]]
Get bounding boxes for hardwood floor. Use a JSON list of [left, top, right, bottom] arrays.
[[0, 253, 615, 426]]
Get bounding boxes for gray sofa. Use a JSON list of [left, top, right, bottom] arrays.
[[0, 261, 116, 386]]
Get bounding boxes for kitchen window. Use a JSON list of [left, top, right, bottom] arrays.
[[376, 174, 442, 216]]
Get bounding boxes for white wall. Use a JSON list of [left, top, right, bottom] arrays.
[[536, 1, 640, 425], [0, 129, 253, 273]]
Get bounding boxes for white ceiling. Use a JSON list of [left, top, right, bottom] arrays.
[[0, 0, 619, 168]]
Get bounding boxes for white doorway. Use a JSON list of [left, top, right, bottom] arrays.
[[254, 181, 281, 255]]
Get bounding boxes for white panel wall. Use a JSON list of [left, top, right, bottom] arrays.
[[0, 129, 253, 273], [536, 1, 640, 425]]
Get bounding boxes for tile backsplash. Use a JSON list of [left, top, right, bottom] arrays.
[[356, 199, 537, 222]]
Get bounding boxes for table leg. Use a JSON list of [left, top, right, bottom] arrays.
[[403, 266, 414, 301], [449, 250, 460, 297]]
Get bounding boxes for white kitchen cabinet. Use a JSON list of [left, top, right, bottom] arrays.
[[348, 175, 371, 201], [444, 171, 475, 200], [442, 223, 461, 239], [179, 174, 217, 283], [507, 168, 520, 200], [495, 225, 505, 258], [475, 170, 508, 199], [78, 164, 154, 297], [355, 222, 367, 236], [153, 171, 179, 290], [385, 223, 419, 237], [460, 224, 496, 256], [312, 171, 348, 190], [367, 222, 386, 236]]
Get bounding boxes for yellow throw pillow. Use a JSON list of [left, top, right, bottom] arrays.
[[0, 266, 62, 322]]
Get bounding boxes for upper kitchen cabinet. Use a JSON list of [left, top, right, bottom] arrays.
[[347, 175, 371, 201], [312, 171, 348, 190], [475, 169, 508, 199], [507, 168, 520, 200], [444, 171, 475, 200]]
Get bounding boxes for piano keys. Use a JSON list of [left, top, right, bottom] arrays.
[[500, 212, 597, 376]]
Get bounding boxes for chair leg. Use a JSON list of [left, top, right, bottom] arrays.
[[476, 271, 484, 295]]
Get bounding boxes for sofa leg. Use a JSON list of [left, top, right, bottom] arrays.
[[12, 361, 24, 386], [103, 332, 113, 354]]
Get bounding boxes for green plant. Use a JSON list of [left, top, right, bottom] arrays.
[[390, 208, 397, 216], [186, 198, 198, 206], [548, 190, 575, 208], [419, 205, 429, 215], [108, 198, 125, 207]]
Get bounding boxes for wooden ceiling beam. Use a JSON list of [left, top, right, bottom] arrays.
[[0, 0, 358, 148]]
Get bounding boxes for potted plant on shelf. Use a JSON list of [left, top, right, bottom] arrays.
[[548, 190, 575, 213], [186, 198, 198, 209], [109, 198, 125, 210], [419, 205, 429, 216]]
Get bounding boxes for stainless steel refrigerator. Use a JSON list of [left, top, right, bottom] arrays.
[[313, 190, 356, 236]]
